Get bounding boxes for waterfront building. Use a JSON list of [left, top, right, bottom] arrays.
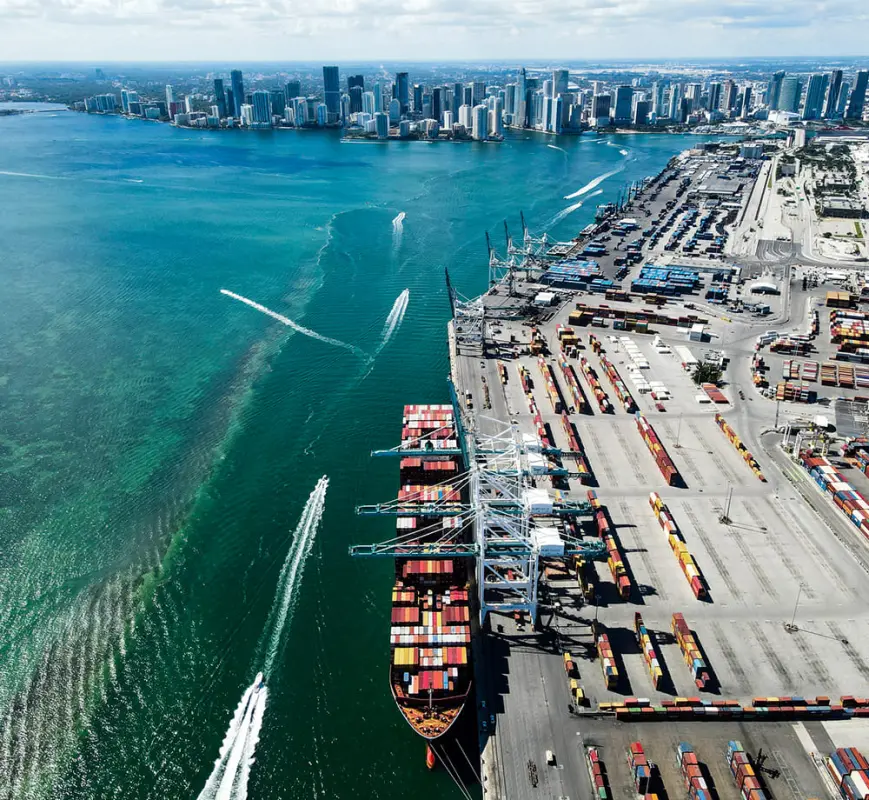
[[652, 82, 666, 117], [825, 70, 843, 118], [250, 91, 272, 127], [389, 98, 400, 124], [472, 81, 486, 106], [767, 70, 785, 110], [549, 96, 562, 135], [432, 87, 444, 123], [269, 89, 285, 116], [632, 99, 650, 126], [374, 111, 388, 139], [396, 72, 409, 115], [423, 119, 439, 139], [362, 91, 376, 117], [230, 70, 244, 118], [146, 106, 163, 121], [613, 85, 633, 123], [316, 103, 328, 126], [504, 82, 516, 115], [458, 103, 472, 129], [165, 84, 174, 111], [779, 77, 802, 114], [323, 66, 340, 115], [516, 67, 527, 128], [452, 82, 463, 114], [348, 74, 364, 94], [349, 86, 363, 113], [740, 86, 753, 119], [292, 97, 308, 126], [542, 95, 553, 131], [553, 69, 569, 98], [422, 99, 432, 119], [443, 110, 454, 130], [373, 82, 383, 114], [837, 82, 850, 116], [542, 79, 553, 99], [708, 82, 722, 111], [846, 71, 869, 120], [340, 93, 350, 125], [591, 93, 611, 126], [284, 81, 301, 104], [412, 84, 423, 114], [120, 89, 137, 114], [802, 73, 828, 120], [283, 106, 295, 126], [471, 104, 488, 140], [722, 80, 737, 112], [668, 84, 683, 121], [398, 119, 410, 137], [213, 79, 226, 118]]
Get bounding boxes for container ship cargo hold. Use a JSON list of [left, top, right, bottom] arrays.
[[390, 403, 473, 740]]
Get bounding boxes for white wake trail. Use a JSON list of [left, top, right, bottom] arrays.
[[392, 211, 406, 229], [379, 289, 410, 348], [549, 189, 604, 227], [196, 477, 328, 800], [564, 167, 624, 200], [220, 290, 368, 360], [547, 144, 567, 154], [262, 476, 329, 677]]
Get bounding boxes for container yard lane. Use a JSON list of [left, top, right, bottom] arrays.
[[449, 146, 869, 800]]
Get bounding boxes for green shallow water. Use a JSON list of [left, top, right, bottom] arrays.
[[0, 108, 713, 800]]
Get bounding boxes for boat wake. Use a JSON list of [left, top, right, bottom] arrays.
[[392, 211, 406, 229], [548, 189, 604, 227], [547, 144, 566, 154], [564, 167, 624, 200], [378, 289, 410, 350], [196, 477, 328, 800], [620, 148, 630, 156], [220, 290, 369, 361]]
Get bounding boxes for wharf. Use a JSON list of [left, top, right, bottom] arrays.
[[449, 147, 869, 800]]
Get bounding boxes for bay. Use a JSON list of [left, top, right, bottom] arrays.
[[0, 108, 711, 799]]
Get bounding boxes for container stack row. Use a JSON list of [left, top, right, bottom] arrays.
[[713, 414, 766, 481], [727, 741, 768, 800], [597, 632, 619, 689], [586, 748, 611, 800], [569, 301, 709, 331], [802, 360, 819, 381], [402, 405, 457, 451], [580, 357, 614, 413], [626, 742, 655, 796], [537, 355, 566, 414], [822, 363, 839, 385], [831, 310, 869, 344], [775, 381, 817, 403], [599, 353, 638, 413], [635, 414, 681, 486], [588, 490, 631, 599], [799, 451, 869, 541], [634, 613, 663, 689], [648, 492, 708, 599], [557, 349, 589, 413], [561, 413, 592, 482], [497, 360, 508, 385], [517, 365, 555, 451], [671, 613, 710, 689], [555, 323, 579, 350], [782, 359, 801, 380], [826, 747, 869, 800], [677, 743, 711, 800]]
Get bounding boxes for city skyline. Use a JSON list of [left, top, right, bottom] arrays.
[[2, 0, 869, 62]]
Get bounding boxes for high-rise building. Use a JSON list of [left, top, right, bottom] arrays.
[[322, 66, 340, 115], [348, 74, 364, 93], [463, 86, 473, 107], [591, 94, 611, 123], [472, 81, 486, 106], [802, 73, 828, 120], [553, 69, 569, 98], [846, 70, 869, 119], [542, 95, 554, 131], [471, 104, 488, 140], [317, 103, 328, 126], [224, 89, 234, 119], [837, 82, 851, 116], [612, 86, 633, 123], [292, 97, 308, 126], [779, 77, 802, 114], [362, 91, 376, 117], [251, 90, 272, 126], [459, 104, 472, 129], [740, 86, 754, 119], [121, 89, 138, 114], [767, 71, 785, 110], [516, 67, 527, 128], [373, 82, 383, 114], [388, 98, 400, 123], [632, 100, 650, 126], [374, 111, 388, 139], [668, 83, 683, 121], [543, 80, 553, 99], [491, 97, 504, 137], [284, 81, 301, 103], [825, 70, 843, 118], [213, 79, 226, 118], [550, 96, 563, 134], [349, 86, 363, 114], [722, 80, 737, 112], [412, 84, 423, 113], [165, 84, 174, 110], [652, 82, 666, 117], [268, 90, 284, 116], [396, 72, 409, 115], [432, 87, 444, 122], [340, 93, 350, 124], [230, 70, 244, 118], [708, 82, 722, 111]]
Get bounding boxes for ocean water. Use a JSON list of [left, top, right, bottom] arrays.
[[0, 106, 712, 800]]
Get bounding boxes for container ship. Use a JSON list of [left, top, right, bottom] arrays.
[[389, 403, 473, 743]]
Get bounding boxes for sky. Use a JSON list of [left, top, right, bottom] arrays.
[[1, 0, 868, 62]]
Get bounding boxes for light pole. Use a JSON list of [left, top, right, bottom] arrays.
[[785, 584, 803, 632], [719, 484, 733, 525], [673, 414, 683, 449]]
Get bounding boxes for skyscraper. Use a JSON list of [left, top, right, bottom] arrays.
[[472, 82, 486, 106], [802, 73, 828, 120], [230, 70, 244, 118], [396, 72, 409, 115], [613, 86, 633, 123], [349, 86, 363, 114], [767, 71, 785, 110], [412, 84, 423, 113], [323, 66, 340, 115], [373, 82, 383, 114], [722, 80, 737, 112], [453, 83, 463, 114], [740, 86, 753, 119], [225, 89, 234, 119], [374, 112, 388, 139], [269, 89, 285, 116], [652, 82, 666, 117], [825, 70, 843, 118], [516, 67, 527, 128], [348, 74, 364, 93], [550, 95, 563, 134], [846, 70, 869, 120], [362, 91, 376, 117], [552, 69, 569, 97], [213, 79, 226, 119], [432, 87, 444, 123], [708, 82, 722, 111], [778, 77, 802, 114], [668, 83, 682, 120], [837, 82, 851, 116], [632, 100, 650, 126], [165, 84, 174, 110], [251, 91, 272, 126], [471, 104, 488, 140], [284, 81, 301, 103], [591, 94, 611, 123]]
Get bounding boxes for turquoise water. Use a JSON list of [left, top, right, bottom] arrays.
[[0, 108, 711, 799]]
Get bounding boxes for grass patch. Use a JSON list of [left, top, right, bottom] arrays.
[[855, 221, 865, 240]]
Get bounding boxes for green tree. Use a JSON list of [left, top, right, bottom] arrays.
[[692, 362, 723, 386]]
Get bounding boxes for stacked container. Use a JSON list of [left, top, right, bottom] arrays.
[[826, 747, 869, 800], [635, 414, 681, 486], [497, 360, 508, 385], [537, 355, 566, 414], [802, 360, 819, 382], [822, 363, 839, 385], [634, 613, 663, 689], [677, 743, 710, 799], [713, 414, 767, 481], [586, 748, 610, 799], [800, 450, 869, 541], [627, 742, 652, 794], [557, 349, 590, 413], [597, 633, 619, 689], [599, 353, 638, 413], [555, 324, 579, 350], [671, 613, 710, 689], [648, 492, 708, 599], [775, 381, 817, 403], [561, 413, 592, 482], [580, 358, 614, 413], [727, 741, 769, 800], [589, 491, 631, 599]]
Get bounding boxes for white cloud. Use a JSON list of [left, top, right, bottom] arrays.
[[0, 0, 867, 59]]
